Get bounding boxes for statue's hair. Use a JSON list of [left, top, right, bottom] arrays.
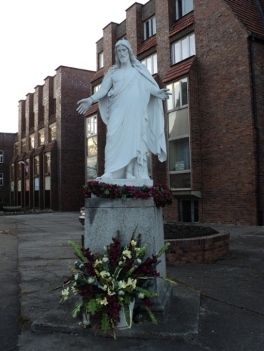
[[103, 39, 156, 86], [114, 39, 138, 67]]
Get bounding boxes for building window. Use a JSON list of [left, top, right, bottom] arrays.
[[141, 53, 157, 75], [49, 123, 56, 141], [144, 16, 156, 40], [167, 77, 190, 188], [17, 162, 22, 179], [10, 164, 14, 180], [87, 115, 97, 137], [14, 142, 18, 156], [34, 156, 40, 176], [98, 52, 104, 69], [0, 150, 3, 163], [50, 77, 56, 118], [171, 33, 195, 65], [86, 115, 98, 180], [38, 129, 45, 146], [30, 134, 34, 149], [93, 84, 101, 93], [22, 138, 26, 153], [0, 173, 3, 186], [179, 199, 198, 222], [176, 0, 193, 20], [44, 152, 51, 175]]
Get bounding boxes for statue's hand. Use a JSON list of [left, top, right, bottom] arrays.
[[159, 88, 172, 101], [76, 98, 92, 114]]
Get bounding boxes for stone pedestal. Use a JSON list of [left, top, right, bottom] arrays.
[[84, 197, 172, 317]]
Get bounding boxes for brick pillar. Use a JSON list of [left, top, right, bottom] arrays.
[[125, 2, 143, 52], [102, 22, 118, 70]]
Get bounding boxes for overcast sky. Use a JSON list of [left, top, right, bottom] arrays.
[[0, 0, 148, 133]]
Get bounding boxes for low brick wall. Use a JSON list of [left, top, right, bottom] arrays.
[[165, 231, 230, 265]]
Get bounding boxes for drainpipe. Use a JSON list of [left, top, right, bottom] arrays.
[[249, 35, 263, 226]]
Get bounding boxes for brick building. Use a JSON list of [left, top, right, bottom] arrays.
[[84, 0, 264, 225], [0, 133, 16, 209], [10, 66, 95, 211]]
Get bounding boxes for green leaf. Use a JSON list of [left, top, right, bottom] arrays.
[[122, 304, 132, 328], [123, 303, 133, 328], [159, 276, 177, 285], [72, 299, 83, 318], [156, 242, 171, 259], [101, 313, 110, 333], [130, 226, 138, 241], [145, 306, 158, 324], [68, 241, 87, 262], [87, 299, 97, 315], [136, 244, 147, 258], [135, 286, 157, 298]]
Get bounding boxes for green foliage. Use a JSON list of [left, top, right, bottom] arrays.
[[101, 313, 110, 333], [87, 299, 97, 315], [68, 240, 87, 262], [145, 306, 158, 324], [72, 299, 83, 318], [56, 228, 176, 338], [123, 303, 133, 328]]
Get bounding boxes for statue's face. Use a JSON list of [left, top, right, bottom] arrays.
[[116, 45, 129, 64]]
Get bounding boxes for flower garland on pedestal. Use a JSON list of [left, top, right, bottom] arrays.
[[84, 181, 174, 208]]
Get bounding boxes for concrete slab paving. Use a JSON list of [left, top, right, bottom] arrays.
[[1, 212, 264, 350]]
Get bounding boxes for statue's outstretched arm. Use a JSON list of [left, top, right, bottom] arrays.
[[150, 86, 171, 101], [76, 75, 113, 115]]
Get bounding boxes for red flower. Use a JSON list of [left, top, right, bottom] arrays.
[[108, 237, 121, 266]]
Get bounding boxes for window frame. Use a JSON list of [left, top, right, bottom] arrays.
[[176, 0, 194, 20], [49, 123, 56, 141], [143, 16, 156, 40], [167, 77, 191, 179], [86, 115, 98, 180], [44, 152, 51, 175], [29, 134, 34, 149], [21, 138, 27, 153], [171, 33, 195, 65], [0, 150, 3, 163], [93, 84, 101, 94], [98, 52, 104, 69], [0, 173, 3, 186], [141, 53, 157, 75], [34, 156, 40, 176], [38, 129, 45, 146]]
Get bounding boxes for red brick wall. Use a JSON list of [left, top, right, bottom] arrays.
[[166, 231, 230, 265], [194, 0, 258, 225], [90, 0, 264, 225], [0, 133, 16, 207], [56, 66, 95, 211], [252, 39, 264, 224]]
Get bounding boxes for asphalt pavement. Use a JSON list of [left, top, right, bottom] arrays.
[[0, 212, 264, 351]]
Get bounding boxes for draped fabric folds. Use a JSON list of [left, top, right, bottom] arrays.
[[99, 64, 167, 179]]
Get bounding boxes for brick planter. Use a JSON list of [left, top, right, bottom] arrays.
[[165, 231, 230, 265]]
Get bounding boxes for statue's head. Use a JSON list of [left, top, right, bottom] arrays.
[[115, 39, 137, 67]]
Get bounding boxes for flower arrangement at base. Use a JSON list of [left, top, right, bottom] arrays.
[[57, 229, 175, 339], [84, 181, 174, 208]]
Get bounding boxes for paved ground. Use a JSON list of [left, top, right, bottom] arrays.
[[0, 212, 264, 351], [0, 226, 20, 351]]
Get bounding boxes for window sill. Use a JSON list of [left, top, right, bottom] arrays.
[[169, 170, 190, 174], [171, 189, 202, 199]]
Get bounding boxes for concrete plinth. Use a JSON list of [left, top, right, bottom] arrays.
[[84, 197, 172, 316]]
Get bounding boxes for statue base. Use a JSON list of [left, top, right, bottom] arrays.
[[84, 197, 172, 318]]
